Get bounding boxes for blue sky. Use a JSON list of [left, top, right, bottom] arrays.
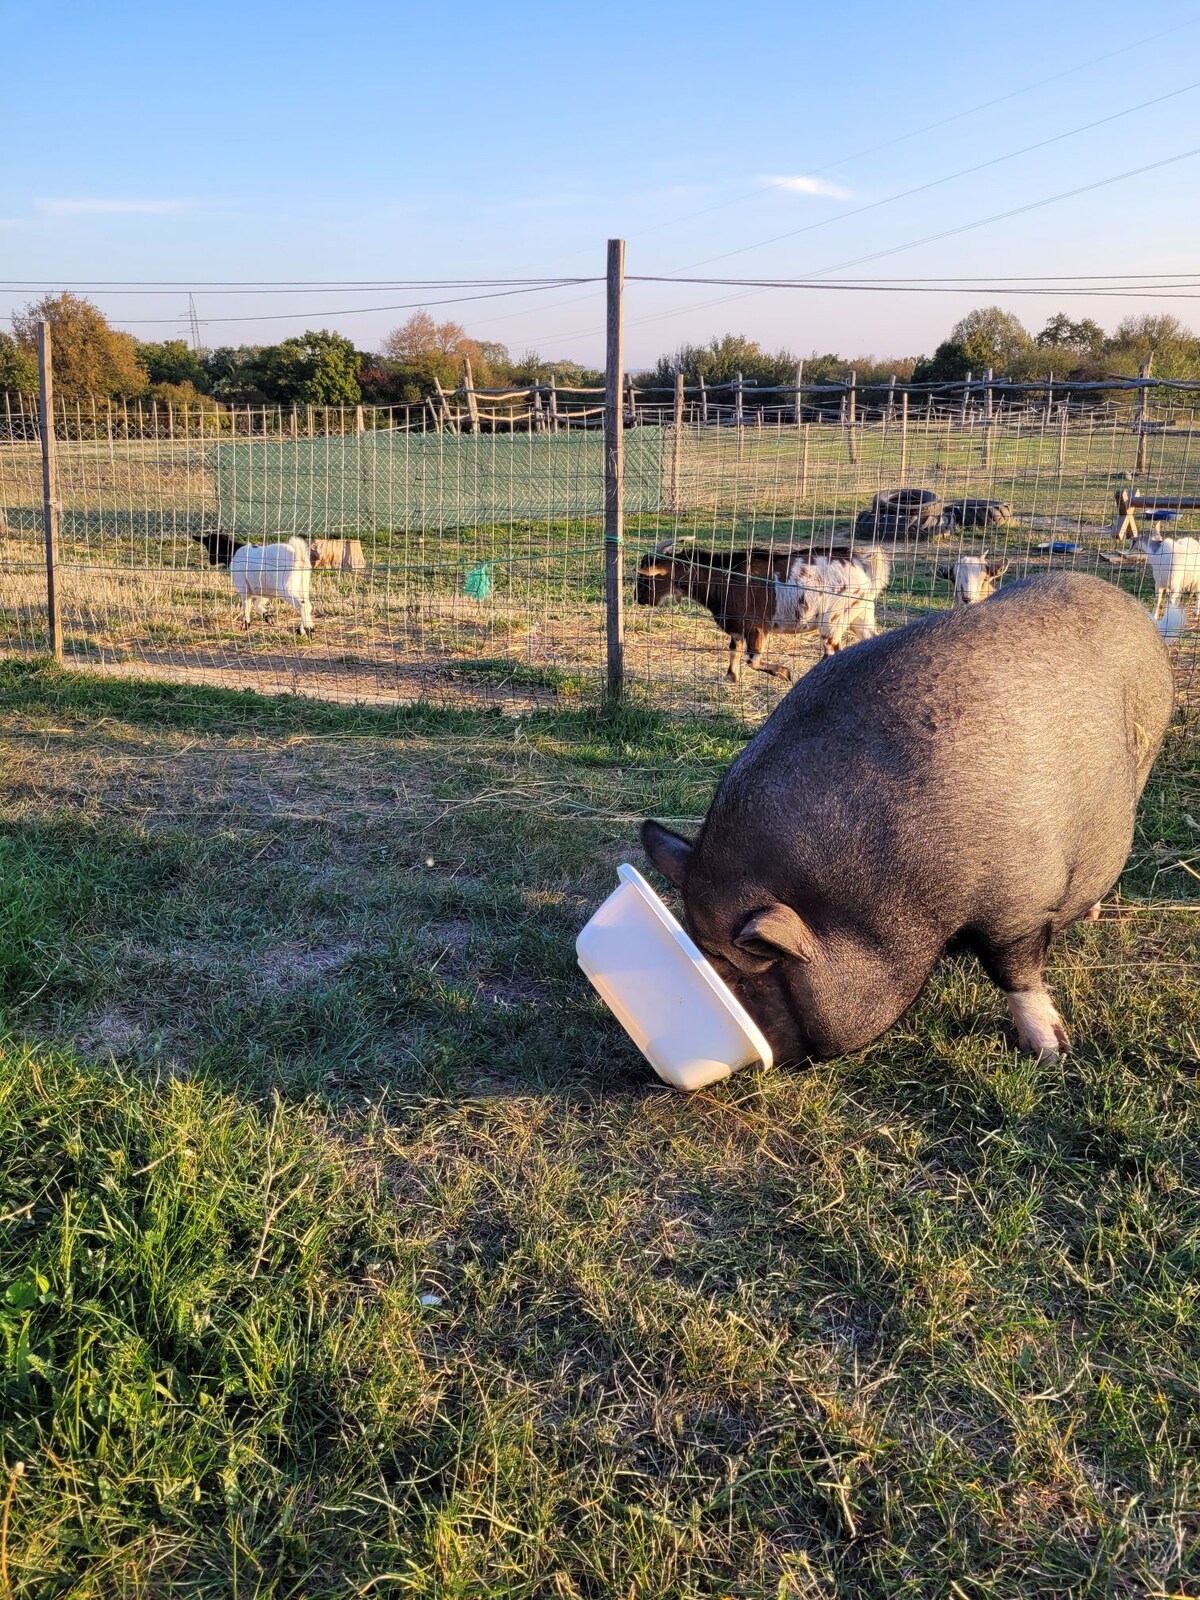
[[2, 0, 1199, 366]]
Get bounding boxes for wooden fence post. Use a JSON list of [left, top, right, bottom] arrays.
[[433, 376, 458, 434], [548, 373, 559, 432], [1057, 406, 1068, 475], [795, 361, 805, 429], [981, 367, 993, 466], [462, 356, 480, 433], [846, 370, 858, 463], [36, 322, 63, 663], [960, 372, 972, 428], [801, 422, 810, 498], [1136, 358, 1152, 474], [604, 239, 625, 698], [699, 374, 708, 425], [899, 389, 909, 483], [671, 369, 684, 510]]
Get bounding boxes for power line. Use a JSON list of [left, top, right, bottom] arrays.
[[0, 277, 597, 292], [630, 277, 1200, 298], [626, 15, 1200, 242], [615, 143, 1200, 335], [664, 79, 1200, 275], [89, 280, 601, 328]]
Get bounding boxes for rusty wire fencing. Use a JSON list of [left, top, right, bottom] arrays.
[[1, 388, 1199, 721]]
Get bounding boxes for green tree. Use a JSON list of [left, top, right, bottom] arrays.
[[914, 307, 1034, 383], [256, 330, 362, 406], [12, 293, 147, 398], [201, 346, 267, 402], [1104, 314, 1200, 378], [644, 333, 800, 408], [148, 380, 221, 412], [1035, 314, 1104, 354], [504, 349, 602, 388], [136, 339, 207, 389], [0, 332, 37, 394]]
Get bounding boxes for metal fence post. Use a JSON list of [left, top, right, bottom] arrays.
[[604, 239, 625, 698], [36, 321, 63, 663]]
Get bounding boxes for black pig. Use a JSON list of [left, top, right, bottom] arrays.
[[642, 574, 1173, 1062]]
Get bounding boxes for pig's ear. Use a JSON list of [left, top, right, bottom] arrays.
[[640, 820, 694, 889], [734, 902, 814, 963]]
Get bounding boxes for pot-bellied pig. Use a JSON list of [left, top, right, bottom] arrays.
[[641, 573, 1173, 1063]]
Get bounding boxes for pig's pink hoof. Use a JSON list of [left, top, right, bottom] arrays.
[[1007, 989, 1070, 1059], [1083, 902, 1102, 922]]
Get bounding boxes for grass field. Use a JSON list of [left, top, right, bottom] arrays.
[[1, 660, 1198, 1597]]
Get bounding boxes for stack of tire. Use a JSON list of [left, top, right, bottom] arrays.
[[855, 488, 944, 542]]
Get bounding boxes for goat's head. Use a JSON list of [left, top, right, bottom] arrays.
[[192, 531, 240, 568], [936, 554, 1009, 606], [635, 538, 693, 606], [1132, 533, 1168, 559]]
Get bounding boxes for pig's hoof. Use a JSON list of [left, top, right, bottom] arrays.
[[1083, 902, 1102, 923], [1007, 990, 1070, 1059]]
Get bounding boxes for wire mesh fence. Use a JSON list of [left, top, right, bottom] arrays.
[[1, 386, 1198, 721]]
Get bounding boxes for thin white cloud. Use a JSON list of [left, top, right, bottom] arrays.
[[762, 175, 851, 200], [35, 197, 193, 217]]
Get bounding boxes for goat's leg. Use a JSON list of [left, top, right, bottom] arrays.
[[242, 594, 253, 629], [746, 625, 791, 681], [727, 636, 745, 682]]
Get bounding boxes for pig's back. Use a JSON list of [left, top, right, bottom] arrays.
[[709, 574, 1174, 931]]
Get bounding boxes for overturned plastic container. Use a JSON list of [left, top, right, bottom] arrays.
[[576, 864, 774, 1091]]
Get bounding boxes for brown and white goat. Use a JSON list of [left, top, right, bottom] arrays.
[[936, 554, 1009, 607], [635, 541, 890, 681]]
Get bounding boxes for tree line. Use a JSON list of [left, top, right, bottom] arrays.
[[0, 294, 603, 410], [644, 309, 1200, 404], [3, 292, 1199, 411]]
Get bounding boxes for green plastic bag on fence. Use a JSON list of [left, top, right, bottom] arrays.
[[464, 563, 492, 601]]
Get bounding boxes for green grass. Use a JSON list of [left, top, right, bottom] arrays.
[[0, 663, 1198, 1597]]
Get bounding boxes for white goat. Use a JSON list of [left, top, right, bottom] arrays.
[[232, 537, 320, 635], [774, 550, 890, 655], [936, 554, 1009, 606], [1134, 533, 1200, 620]]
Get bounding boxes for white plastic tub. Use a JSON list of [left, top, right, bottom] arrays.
[[576, 863, 774, 1091]]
